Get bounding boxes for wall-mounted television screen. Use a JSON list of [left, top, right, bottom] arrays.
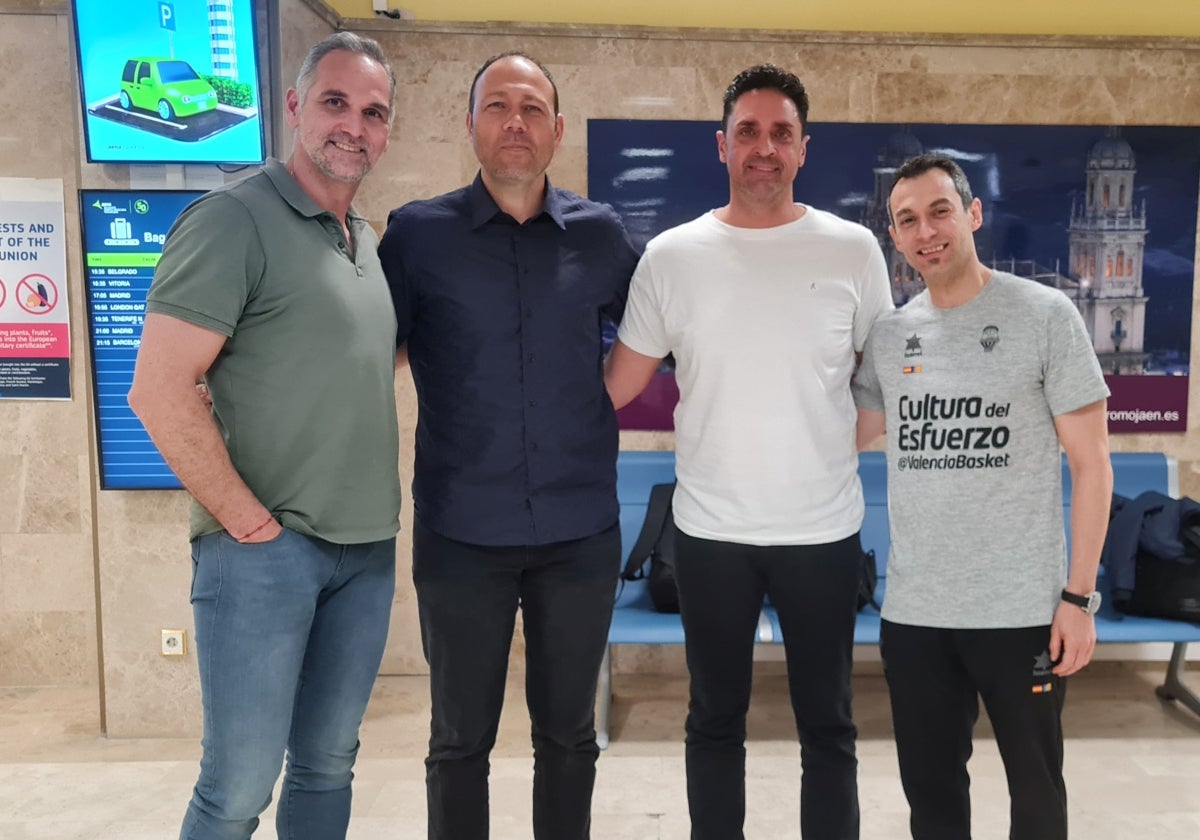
[[72, 0, 267, 165], [80, 189, 204, 489]]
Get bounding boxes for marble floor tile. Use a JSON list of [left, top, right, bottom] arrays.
[[2, 662, 1199, 838]]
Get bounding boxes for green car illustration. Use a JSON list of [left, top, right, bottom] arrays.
[[118, 57, 217, 121]]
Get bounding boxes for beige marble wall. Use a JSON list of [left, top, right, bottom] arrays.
[[0, 9, 99, 699], [2, 0, 1199, 736]]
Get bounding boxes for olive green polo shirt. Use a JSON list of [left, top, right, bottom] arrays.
[[147, 158, 401, 543]]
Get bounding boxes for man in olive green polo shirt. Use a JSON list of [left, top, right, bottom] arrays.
[[129, 33, 400, 840]]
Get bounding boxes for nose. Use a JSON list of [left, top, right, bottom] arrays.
[[337, 109, 366, 139], [502, 110, 527, 133], [915, 215, 937, 239]]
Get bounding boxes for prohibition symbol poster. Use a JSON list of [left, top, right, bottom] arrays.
[[0, 178, 70, 399]]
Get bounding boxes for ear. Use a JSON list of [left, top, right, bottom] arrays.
[[284, 87, 301, 130], [553, 113, 565, 150], [888, 225, 899, 248], [465, 110, 473, 142], [797, 133, 810, 169], [968, 197, 983, 232], [716, 129, 728, 164]]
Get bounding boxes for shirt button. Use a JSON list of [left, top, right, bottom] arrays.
[[529, 399, 537, 407], [530, 442, 539, 452], [527, 353, 535, 362]]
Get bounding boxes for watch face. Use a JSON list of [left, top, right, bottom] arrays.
[[1086, 591, 1102, 615]]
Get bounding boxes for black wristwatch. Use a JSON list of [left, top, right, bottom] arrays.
[[1061, 588, 1102, 615]]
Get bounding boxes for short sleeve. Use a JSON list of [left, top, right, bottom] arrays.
[[616, 247, 671, 359], [146, 192, 264, 337], [1043, 294, 1110, 417], [852, 236, 894, 352], [852, 329, 885, 412]]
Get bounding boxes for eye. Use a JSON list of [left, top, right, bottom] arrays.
[[324, 96, 345, 108], [365, 108, 385, 121]]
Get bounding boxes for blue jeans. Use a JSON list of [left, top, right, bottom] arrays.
[[180, 527, 396, 840], [411, 517, 621, 840]]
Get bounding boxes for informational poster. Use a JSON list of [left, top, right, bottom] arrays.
[[0, 178, 70, 400], [588, 121, 1200, 433], [80, 189, 202, 489]]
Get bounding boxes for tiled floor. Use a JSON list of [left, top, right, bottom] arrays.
[[3, 662, 1199, 838]]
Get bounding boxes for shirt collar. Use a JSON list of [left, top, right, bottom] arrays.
[[262, 157, 366, 225], [467, 171, 567, 231]]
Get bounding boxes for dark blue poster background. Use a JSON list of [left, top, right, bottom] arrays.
[[589, 120, 1200, 432]]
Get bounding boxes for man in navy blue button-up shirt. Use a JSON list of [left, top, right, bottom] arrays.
[[378, 51, 639, 840]]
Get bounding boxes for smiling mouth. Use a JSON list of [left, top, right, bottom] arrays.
[[330, 140, 364, 154], [917, 244, 948, 256]]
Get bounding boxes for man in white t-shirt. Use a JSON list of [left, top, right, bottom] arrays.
[[605, 65, 893, 840]]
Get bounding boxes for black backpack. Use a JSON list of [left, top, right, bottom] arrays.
[[620, 483, 680, 613], [620, 482, 880, 614], [1103, 491, 1200, 622]]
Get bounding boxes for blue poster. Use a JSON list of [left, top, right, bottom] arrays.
[[589, 120, 1200, 432]]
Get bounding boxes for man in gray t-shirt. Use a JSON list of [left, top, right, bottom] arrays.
[[853, 153, 1111, 840]]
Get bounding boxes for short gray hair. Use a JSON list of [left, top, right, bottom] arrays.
[[296, 32, 395, 114]]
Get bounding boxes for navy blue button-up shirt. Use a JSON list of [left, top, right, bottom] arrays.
[[379, 174, 640, 547]]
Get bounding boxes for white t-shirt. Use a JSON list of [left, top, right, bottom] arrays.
[[618, 207, 893, 545]]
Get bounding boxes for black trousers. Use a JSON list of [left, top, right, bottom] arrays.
[[674, 527, 862, 840], [412, 517, 621, 840], [879, 620, 1068, 840]]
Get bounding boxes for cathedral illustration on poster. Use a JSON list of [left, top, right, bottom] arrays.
[[863, 128, 1152, 376]]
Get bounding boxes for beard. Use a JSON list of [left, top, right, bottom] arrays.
[[303, 133, 374, 184]]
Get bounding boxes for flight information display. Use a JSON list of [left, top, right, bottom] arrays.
[[80, 189, 203, 489]]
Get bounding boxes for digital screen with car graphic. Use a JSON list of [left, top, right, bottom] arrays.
[[72, 0, 266, 164]]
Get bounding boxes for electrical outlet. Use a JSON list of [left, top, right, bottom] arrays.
[[161, 629, 187, 656]]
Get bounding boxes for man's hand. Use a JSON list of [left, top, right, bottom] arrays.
[[1049, 600, 1097, 676]]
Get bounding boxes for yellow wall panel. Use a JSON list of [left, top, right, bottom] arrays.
[[328, 0, 1200, 38]]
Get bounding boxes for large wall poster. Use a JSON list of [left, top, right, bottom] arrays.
[[588, 121, 1200, 433], [0, 178, 70, 400]]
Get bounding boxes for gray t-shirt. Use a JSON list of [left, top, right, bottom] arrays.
[[147, 159, 401, 544], [853, 271, 1109, 628]]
